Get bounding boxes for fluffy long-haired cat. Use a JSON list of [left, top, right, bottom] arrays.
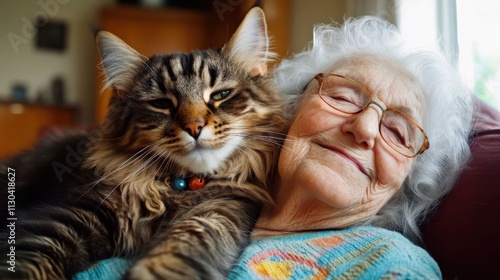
[[0, 7, 286, 279]]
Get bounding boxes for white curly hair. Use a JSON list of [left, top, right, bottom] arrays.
[[273, 16, 474, 243]]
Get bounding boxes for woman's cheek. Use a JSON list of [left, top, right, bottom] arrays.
[[374, 153, 413, 189], [291, 99, 330, 138]]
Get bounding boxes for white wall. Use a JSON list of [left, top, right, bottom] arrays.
[[0, 0, 114, 124]]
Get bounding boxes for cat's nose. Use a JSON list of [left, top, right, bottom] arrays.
[[184, 120, 206, 139]]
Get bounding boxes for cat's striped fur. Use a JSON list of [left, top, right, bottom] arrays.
[[0, 7, 286, 279]]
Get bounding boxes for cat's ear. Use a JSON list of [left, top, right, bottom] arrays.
[[222, 7, 272, 77], [96, 31, 147, 92]]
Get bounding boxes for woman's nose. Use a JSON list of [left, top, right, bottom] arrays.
[[342, 106, 381, 149]]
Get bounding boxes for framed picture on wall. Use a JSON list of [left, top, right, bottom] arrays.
[[36, 20, 67, 52]]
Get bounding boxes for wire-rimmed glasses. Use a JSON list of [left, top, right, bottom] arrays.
[[313, 73, 429, 158]]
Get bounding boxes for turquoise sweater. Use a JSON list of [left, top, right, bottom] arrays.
[[74, 226, 441, 280]]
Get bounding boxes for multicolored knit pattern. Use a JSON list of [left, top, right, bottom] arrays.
[[228, 226, 441, 280], [73, 226, 441, 280]]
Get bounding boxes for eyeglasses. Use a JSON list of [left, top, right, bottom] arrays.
[[313, 73, 429, 158]]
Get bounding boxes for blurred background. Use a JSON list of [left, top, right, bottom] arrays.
[[0, 0, 498, 159]]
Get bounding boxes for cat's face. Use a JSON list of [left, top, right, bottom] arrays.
[[96, 8, 284, 175]]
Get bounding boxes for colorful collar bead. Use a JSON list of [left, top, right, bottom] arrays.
[[168, 176, 206, 191]]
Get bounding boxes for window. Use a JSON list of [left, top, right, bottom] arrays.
[[456, 0, 500, 109], [398, 0, 500, 110]]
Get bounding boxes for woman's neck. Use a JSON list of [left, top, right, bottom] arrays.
[[251, 178, 369, 239]]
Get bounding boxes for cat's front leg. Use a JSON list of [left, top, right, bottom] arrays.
[[0, 203, 119, 279], [125, 196, 260, 280]]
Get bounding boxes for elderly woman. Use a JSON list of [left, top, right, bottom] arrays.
[[228, 16, 473, 279], [74, 16, 473, 280]]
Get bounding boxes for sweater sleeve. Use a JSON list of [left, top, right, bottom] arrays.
[[228, 226, 441, 280]]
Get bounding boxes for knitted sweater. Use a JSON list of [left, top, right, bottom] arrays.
[[228, 226, 441, 279], [74, 226, 441, 280]]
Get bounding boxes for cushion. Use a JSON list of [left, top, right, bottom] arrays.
[[421, 98, 500, 279]]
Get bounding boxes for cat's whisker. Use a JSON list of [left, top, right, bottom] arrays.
[[98, 135, 129, 141], [152, 148, 174, 179], [149, 143, 178, 174], [228, 133, 286, 146], [74, 146, 158, 204], [98, 145, 164, 208], [230, 121, 287, 130], [227, 133, 302, 156], [120, 145, 164, 180], [228, 128, 291, 140], [89, 146, 153, 185], [229, 128, 300, 143]]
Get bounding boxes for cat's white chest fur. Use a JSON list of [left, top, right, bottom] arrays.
[[173, 129, 243, 174]]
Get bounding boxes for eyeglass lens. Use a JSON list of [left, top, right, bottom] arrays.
[[318, 74, 425, 157]]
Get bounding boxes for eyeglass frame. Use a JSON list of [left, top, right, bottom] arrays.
[[313, 73, 430, 158]]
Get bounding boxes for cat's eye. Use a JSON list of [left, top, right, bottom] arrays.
[[211, 89, 232, 101], [147, 98, 173, 110]]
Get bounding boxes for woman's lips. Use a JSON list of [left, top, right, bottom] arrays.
[[321, 144, 368, 175]]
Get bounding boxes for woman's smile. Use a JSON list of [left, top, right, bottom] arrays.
[[319, 143, 368, 175]]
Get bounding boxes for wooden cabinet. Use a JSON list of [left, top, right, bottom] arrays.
[[210, 0, 291, 65], [0, 102, 77, 159], [95, 2, 290, 123]]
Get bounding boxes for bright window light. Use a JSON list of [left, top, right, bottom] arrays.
[[398, 0, 500, 110], [397, 0, 438, 49], [457, 0, 500, 109]]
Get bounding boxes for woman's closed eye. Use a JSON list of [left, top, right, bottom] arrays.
[[382, 122, 414, 149], [386, 125, 407, 144], [329, 88, 356, 103], [322, 87, 365, 110]]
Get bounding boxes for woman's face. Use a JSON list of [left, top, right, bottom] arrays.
[[278, 54, 425, 223]]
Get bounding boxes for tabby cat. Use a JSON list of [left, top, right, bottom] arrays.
[[0, 7, 286, 279]]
